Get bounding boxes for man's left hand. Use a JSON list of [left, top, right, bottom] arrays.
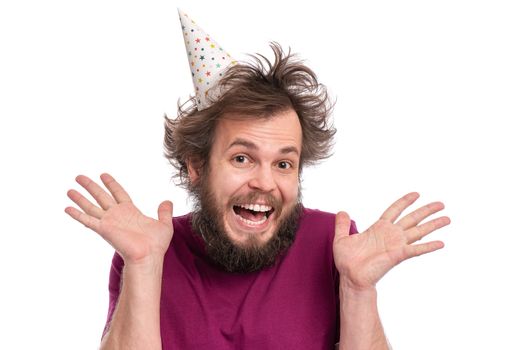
[[333, 192, 450, 290]]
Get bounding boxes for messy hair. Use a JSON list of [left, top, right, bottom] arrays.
[[164, 42, 336, 190]]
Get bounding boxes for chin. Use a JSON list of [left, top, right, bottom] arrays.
[[192, 196, 303, 273]]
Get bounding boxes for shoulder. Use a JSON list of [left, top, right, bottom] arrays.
[[168, 212, 208, 257], [170, 212, 200, 242], [172, 213, 193, 231], [301, 207, 337, 221], [299, 207, 358, 235], [292, 208, 338, 251]]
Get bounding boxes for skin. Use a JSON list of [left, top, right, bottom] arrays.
[[65, 174, 172, 349], [335, 193, 450, 349], [65, 108, 450, 350], [188, 109, 302, 247]]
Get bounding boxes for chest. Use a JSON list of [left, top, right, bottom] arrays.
[[159, 249, 338, 349]]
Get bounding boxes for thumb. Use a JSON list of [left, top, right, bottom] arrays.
[[157, 200, 173, 225], [334, 211, 351, 241]]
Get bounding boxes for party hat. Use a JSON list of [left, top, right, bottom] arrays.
[[178, 9, 237, 110]]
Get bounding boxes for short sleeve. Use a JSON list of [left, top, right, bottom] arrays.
[[102, 252, 124, 338]]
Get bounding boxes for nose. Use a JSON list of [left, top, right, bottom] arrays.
[[248, 164, 277, 192]]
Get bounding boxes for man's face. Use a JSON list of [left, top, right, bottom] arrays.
[[189, 108, 303, 271]]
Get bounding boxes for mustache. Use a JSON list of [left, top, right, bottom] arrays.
[[228, 192, 283, 217]]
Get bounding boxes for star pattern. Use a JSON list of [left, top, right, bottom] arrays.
[[178, 9, 237, 109]]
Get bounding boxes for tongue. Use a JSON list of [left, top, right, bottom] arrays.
[[237, 207, 265, 221]]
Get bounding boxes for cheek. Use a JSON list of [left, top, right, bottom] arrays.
[[209, 167, 249, 201], [278, 176, 300, 203]]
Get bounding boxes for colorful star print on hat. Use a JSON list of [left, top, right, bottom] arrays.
[[178, 9, 237, 110]]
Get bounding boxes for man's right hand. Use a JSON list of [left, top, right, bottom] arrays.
[[65, 173, 174, 266]]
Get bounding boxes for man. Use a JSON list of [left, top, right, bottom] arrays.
[[65, 13, 450, 350]]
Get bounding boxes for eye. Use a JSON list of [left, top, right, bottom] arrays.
[[232, 154, 251, 168], [277, 161, 292, 170], [235, 155, 246, 163]]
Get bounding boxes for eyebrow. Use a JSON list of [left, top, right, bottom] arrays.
[[228, 138, 300, 155]]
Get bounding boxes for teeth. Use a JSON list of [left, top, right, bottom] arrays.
[[238, 215, 268, 226], [239, 203, 272, 212]]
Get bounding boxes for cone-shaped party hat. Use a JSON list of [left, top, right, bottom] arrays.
[[178, 9, 237, 110]]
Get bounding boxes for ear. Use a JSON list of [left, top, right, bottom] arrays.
[[187, 159, 201, 184]]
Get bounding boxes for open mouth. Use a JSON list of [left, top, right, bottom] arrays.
[[233, 203, 275, 226]]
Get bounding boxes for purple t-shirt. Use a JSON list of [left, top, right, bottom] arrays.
[[105, 208, 357, 349]]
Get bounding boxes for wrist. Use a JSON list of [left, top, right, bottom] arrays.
[[341, 287, 377, 302], [340, 276, 377, 293], [120, 257, 164, 303], [124, 255, 165, 278]]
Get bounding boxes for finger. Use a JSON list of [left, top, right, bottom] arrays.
[[405, 240, 445, 259], [76, 175, 115, 210], [158, 200, 173, 225], [406, 216, 451, 244], [65, 206, 101, 232], [67, 189, 104, 219], [334, 211, 351, 241], [100, 173, 132, 203], [380, 192, 420, 223], [397, 201, 445, 230]]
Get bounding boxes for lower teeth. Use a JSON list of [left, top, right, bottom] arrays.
[[238, 215, 267, 226]]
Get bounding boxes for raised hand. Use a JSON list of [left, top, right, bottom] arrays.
[[333, 192, 450, 290], [65, 173, 174, 266]]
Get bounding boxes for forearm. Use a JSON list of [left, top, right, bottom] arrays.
[[338, 278, 389, 350], [101, 258, 164, 350]]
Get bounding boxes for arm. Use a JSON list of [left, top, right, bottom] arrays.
[[334, 192, 450, 350], [65, 174, 173, 350], [338, 283, 388, 350], [100, 258, 164, 349]]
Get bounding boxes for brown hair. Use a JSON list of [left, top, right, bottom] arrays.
[[164, 42, 336, 190]]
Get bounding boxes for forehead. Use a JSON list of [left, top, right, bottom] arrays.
[[213, 109, 302, 152]]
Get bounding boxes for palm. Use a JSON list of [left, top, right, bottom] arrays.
[[66, 173, 174, 264], [334, 193, 450, 290], [98, 202, 174, 262]]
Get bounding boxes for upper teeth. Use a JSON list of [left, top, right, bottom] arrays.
[[239, 203, 272, 212]]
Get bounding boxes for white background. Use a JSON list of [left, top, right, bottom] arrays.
[[1, 0, 523, 349]]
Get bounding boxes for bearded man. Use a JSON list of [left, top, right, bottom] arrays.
[[65, 11, 450, 350]]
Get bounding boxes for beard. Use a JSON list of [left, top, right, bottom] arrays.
[[190, 175, 303, 273]]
